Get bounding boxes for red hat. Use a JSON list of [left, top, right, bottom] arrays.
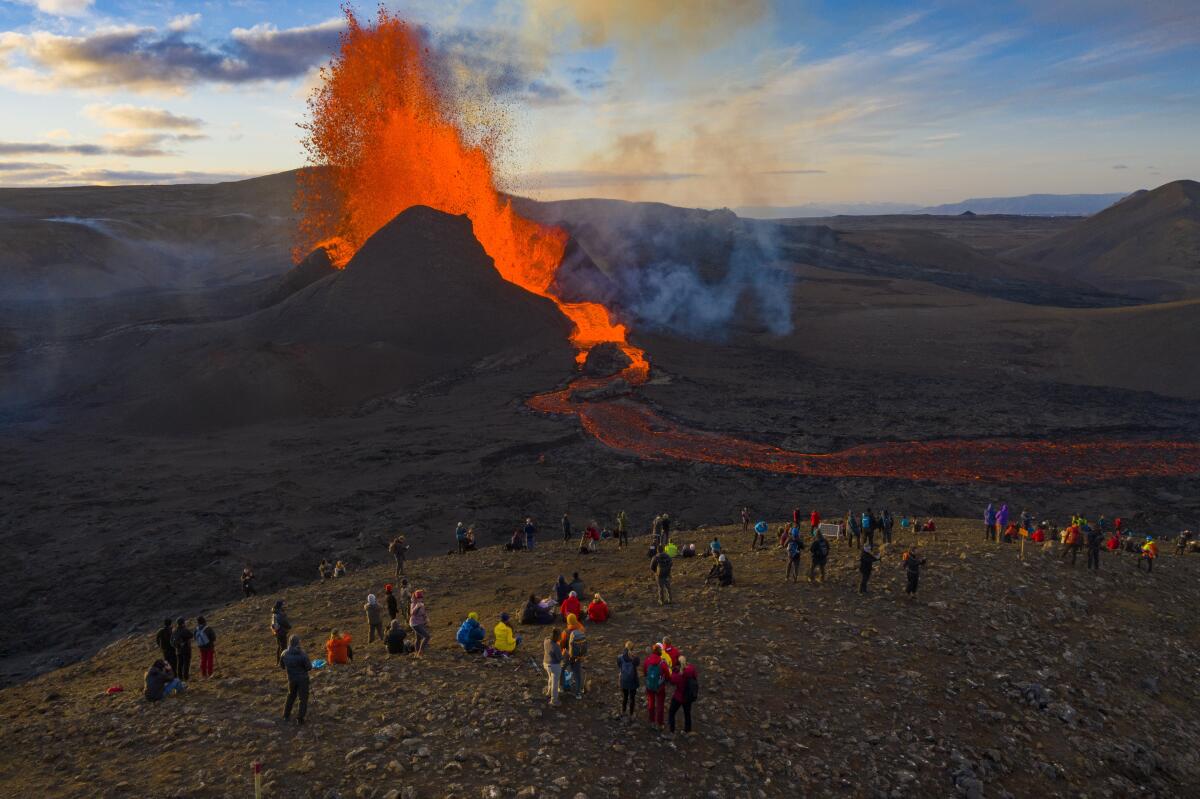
[[384, 583, 393, 592]]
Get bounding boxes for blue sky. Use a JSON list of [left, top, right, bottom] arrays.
[[0, 0, 1197, 206]]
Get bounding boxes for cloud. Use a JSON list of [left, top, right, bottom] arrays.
[[526, 0, 770, 60], [759, 169, 826, 175], [887, 41, 931, 58], [10, 0, 93, 17], [0, 18, 344, 94], [167, 13, 201, 33], [0, 132, 202, 158], [0, 167, 252, 186], [83, 103, 204, 130], [515, 170, 699, 189], [1112, 164, 1128, 169], [0, 160, 63, 171]]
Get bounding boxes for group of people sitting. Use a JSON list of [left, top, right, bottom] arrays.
[[317, 559, 348, 580]]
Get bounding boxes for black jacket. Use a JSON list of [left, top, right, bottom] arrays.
[[651, 553, 673, 578], [859, 551, 880, 572], [171, 625, 192, 652], [386, 593, 399, 617], [385, 627, 407, 654], [279, 647, 312, 682], [155, 627, 173, 655], [144, 664, 171, 701], [811, 537, 830, 562]]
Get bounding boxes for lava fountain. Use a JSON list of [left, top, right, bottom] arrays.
[[295, 7, 646, 374], [297, 9, 1199, 485]]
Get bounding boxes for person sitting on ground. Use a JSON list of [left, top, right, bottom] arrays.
[[456, 612, 486, 653], [333, 560, 347, 578], [577, 529, 592, 555], [560, 590, 582, 619], [318, 559, 332, 580], [144, 659, 183, 702], [682, 543, 697, 558], [384, 584, 399, 620], [554, 575, 571, 604], [664, 541, 680, 558], [587, 593, 610, 623], [492, 613, 520, 655], [715, 553, 734, 586], [569, 572, 587, 598], [1003, 522, 1021, 543], [1106, 530, 1121, 551], [385, 619, 408, 655], [922, 518, 936, 532], [1032, 523, 1047, 544], [326, 629, 353, 664], [465, 526, 478, 551], [522, 593, 555, 624]]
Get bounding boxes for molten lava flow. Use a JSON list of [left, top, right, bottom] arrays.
[[295, 7, 641, 367]]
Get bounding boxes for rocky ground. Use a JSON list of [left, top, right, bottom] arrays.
[[1, 518, 1196, 798]]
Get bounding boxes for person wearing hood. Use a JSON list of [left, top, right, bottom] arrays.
[[902, 548, 927, 595], [667, 655, 699, 734], [569, 572, 587, 598], [859, 545, 881, 594], [492, 613, 520, 654], [554, 575, 571, 604], [522, 593, 555, 625], [385, 619, 408, 655], [560, 590, 581, 619], [523, 517, 537, 550], [155, 619, 177, 674], [559, 613, 585, 650], [144, 659, 183, 702], [171, 618, 193, 681], [409, 590, 430, 656], [326, 629, 353, 664], [278, 635, 312, 725], [617, 641, 640, 718], [384, 584, 399, 620], [996, 504, 1010, 537], [271, 600, 291, 659], [318, 559, 332, 580], [706, 554, 733, 586], [587, 593, 610, 623], [456, 612, 485, 653], [332, 560, 347, 577], [194, 616, 216, 678], [365, 593, 385, 643], [455, 522, 469, 554], [984, 504, 997, 542]]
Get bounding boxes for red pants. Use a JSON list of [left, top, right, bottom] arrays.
[[199, 647, 215, 678], [647, 688, 665, 726]]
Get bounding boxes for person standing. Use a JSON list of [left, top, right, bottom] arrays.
[[903, 548, 926, 595], [984, 504, 996, 542], [848, 511, 861, 549], [809, 529, 830, 583], [409, 589, 431, 656], [996, 504, 1010, 541], [616, 510, 629, 548], [561, 513, 572, 545], [241, 566, 256, 597], [155, 619, 177, 674], [171, 618, 192, 681], [388, 536, 408, 578], [1085, 524, 1103, 572], [524, 517, 537, 551], [810, 509, 821, 534], [862, 509, 876, 548], [543, 629, 562, 706], [643, 644, 667, 729], [455, 522, 469, 554], [566, 622, 588, 700], [786, 534, 804, 582], [650, 546, 673, 606], [384, 584, 399, 620], [741, 507, 750, 534], [1139, 537, 1158, 572], [881, 509, 894, 544], [667, 655, 699, 735], [617, 642, 640, 719], [397, 579, 412, 622], [365, 594, 385, 643], [278, 635, 311, 725], [195, 616, 216, 678], [271, 600, 291, 659], [859, 545, 881, 594]]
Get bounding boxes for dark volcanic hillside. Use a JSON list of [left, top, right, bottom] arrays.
[[1007, 180, 1200, 300], [0, 520, 1196, 798]]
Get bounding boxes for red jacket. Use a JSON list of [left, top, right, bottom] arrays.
[[810, 511, 820, 528], [643, 653, 665, 692], [667, 664, 697, 702], [586, 600, 609, 623], [560, 595, 581, 619], [663, 644, 681, 666]]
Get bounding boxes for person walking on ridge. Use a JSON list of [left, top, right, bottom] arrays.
[[859, 545, 881, 594], [651, 545, 673, 605], [902, 547, 926, 596], [409, 589, 431, 657], [195, 616, 216, 678], [562, 513, 572, 545], [809, 528, 830, 583]]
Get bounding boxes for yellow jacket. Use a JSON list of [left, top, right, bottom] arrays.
[[493, 621, 517, 653]]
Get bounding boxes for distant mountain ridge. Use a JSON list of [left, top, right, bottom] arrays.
[[917, 193, 1130, 216]]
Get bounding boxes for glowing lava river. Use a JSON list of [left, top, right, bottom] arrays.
[[299, 8, 1200, 486]]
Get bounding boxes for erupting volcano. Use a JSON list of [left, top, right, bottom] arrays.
[[296, 8, 1199, 487], [295, 7, 647, 375]]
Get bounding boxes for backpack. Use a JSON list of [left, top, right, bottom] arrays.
[[619, 656, 636, 683], [685, 675, 700, 703], [194, 627, 210, 648], [568, 630, 588, 660], [645, 661, 663, 691]]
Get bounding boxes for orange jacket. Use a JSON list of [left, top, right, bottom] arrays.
[[1064, 526, 1080, 545], [326, 634, 352, 664], [1142, 541, 1158, 558]]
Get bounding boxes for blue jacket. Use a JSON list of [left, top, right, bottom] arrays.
[[456, 618, 485, 650]]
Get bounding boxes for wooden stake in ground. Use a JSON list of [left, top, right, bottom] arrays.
[[253, 762, 262, 799]]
